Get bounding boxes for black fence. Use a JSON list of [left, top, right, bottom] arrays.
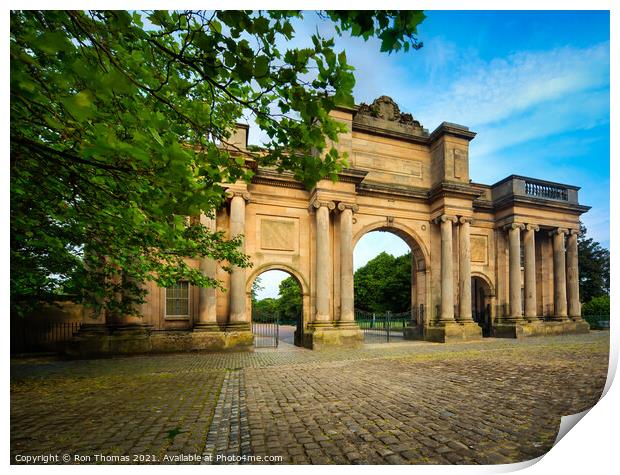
[[583, 315, 610, 329], [354, 309, 411, 343], [11, 321, 81, 354], [252, 315, 279, 348]]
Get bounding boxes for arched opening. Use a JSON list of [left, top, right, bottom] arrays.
[[247, 267, 307, 348], [471, 275, 493, 337], [353, 225, 429, 342]]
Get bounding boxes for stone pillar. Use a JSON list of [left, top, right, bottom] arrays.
[[550, 228, 568, 320], [506, 223, 525, 322], [313, 200, 335, 323], [196, 213, 219, 330], [228, 192, 250, 328], [567, 229, 582, 320], [458, 217, 473, 322], [523, 224, 539, 321], [338, 203, 358, 325], [438, 215, 457, 322]]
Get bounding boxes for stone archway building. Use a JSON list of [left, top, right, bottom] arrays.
[[72, 96, 590, 355]]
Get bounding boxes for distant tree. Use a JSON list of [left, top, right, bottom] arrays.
[[277, 276, 302, 324], [251, 297, 279, 322], [251, 276, 264, 303], [578, 223, 609, 302], [581, 295, 610, 316], [354, 251, 411, 313]]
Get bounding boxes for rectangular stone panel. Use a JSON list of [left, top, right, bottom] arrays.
[[354, 151, 422, 178], [259, 217, 297, 252], [471, 234, 488, 265]]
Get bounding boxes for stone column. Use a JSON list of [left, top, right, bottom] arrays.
[[523, 224, 539, 321], [338, 202, 358, 325], [458, 217, 473, 322], [438, 215, 457, 322], [550, 228, 568, 320], [506, 223, 525, 322], [313, 200, 335, 323], [567, 229, 582, 320], [228, 192, 250, 327], [196, 213, 219, 330]]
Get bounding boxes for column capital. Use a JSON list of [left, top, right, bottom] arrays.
[[337, 202, 359, 213], [225, 189, 251, 202], [458, 216, 473, 225], [503, 222, 525, 231], [309, 198, 336, 212], [568, 228, 581, 236], [525, 224, 540, 232], [548, 227, 569, 237], [434, 214, 458, 225]]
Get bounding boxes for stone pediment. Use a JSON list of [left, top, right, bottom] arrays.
[[353, 96, 427, 138]]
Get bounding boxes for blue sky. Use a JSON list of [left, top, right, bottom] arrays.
[[252, 11, 610, 300]]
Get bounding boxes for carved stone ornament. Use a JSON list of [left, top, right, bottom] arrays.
[[356, 96, 422, 127], [225, 189, 251, 202], [503, 223, 525, 231], [525, 224, 540, 232], [337, 202, 359, 213], [309, 198, 336, 212], [434, 215, 458, 225], [549, 227, 569, 236]]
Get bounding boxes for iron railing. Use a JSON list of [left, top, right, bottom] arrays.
[[252, 315, 279, 348], [583, 315, 610, 329], [354, 309, 410, 343], [11, 321, 81, 354]]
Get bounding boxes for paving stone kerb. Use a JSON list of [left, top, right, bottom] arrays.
[[11, 332, 609, 465]]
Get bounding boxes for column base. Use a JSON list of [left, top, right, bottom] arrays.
[[301, 323, 363, 350], [423, 321, 482, 343], [193, 322, 223, 332], [404, 324, 424, 340], [492, 320, 589, 338]]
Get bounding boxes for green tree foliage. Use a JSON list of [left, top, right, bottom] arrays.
[[277, 277, 302, 324], [251, 275, 302, 324], [578, 223, 610, 302], [354, 251, 411, 313], [10, 10, 425, 318], [581, 295, 610, 316]]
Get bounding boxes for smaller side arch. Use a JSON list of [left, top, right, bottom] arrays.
[[245, 263, 310, 297], [471, 271, 495, 297]]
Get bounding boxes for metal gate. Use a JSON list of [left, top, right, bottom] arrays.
[[354, 309, 411, 343], [252, 314, 279, 348]]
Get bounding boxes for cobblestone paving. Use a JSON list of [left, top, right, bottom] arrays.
[[11, 331, 609, 465]]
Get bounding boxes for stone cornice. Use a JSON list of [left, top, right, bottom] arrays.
[[492, 194, 591, 215], [251, 168, 305, 190], [352, 122, 430, 145], [429, 122, 477, 143], [428, 181, 483, 202]]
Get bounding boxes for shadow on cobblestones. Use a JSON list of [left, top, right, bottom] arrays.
[[11, 331, 609, 465]]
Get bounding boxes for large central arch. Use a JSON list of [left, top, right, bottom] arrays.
[[353, 221, 430, 336]]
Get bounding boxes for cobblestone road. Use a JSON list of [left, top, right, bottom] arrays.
[[11, 331, 609, 465]]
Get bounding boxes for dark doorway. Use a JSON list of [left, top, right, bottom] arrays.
[[471, 277, 491, 337]]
